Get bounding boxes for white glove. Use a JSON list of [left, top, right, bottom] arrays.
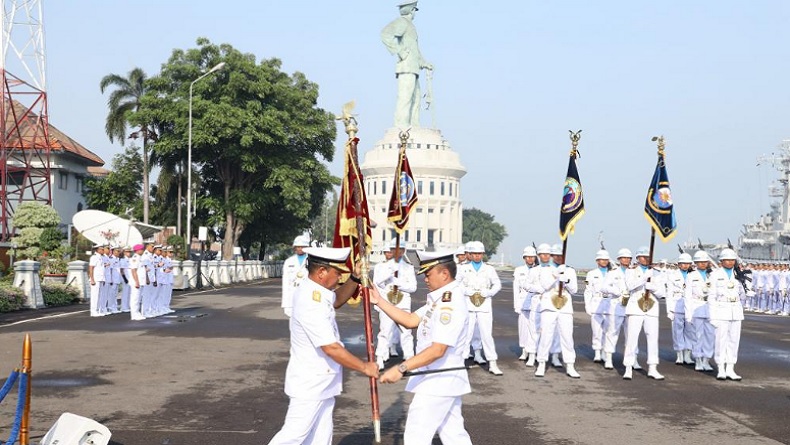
[[556, 264, 567, 275], [667, 312, 675, 321], [558, 270, 571, 283], [284, 307, 292, 318]]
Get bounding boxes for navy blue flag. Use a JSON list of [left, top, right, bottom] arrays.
[[559, 152, 585, 240], [644, 152, 677, 241]]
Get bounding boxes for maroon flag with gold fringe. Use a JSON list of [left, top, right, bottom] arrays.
[[333, 137, 372, 278], [387, 147, 418, 233]]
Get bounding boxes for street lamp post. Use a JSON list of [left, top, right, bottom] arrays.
[[186, 61, 225, 258]]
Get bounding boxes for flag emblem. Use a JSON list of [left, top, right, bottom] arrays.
[[562, 177, 583, 213], [399, 172, 416, 206]]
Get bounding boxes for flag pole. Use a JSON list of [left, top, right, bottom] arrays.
[[639, 136, 665, 312], [391, 130, 410, 298], [342, 111, 382, 443]]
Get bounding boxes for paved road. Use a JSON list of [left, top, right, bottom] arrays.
[[1, 275, 789, 445]]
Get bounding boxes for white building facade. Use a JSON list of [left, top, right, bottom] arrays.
[[360, 127, 466, 256]]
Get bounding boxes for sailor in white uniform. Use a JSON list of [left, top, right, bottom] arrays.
[[584, 249, 612, 364], [88, 244, 106, 317], [373, 239, 417, 369], [129, 244, 147, 321], [281, 235, 310, 318], [461, 241, 503, 375], [710, 249, 750, 380], [622, 247, 665, 380], [519, 246, 542, 367], [119, 246, 132, 313], [666, 253, 695, 365], [513, 246, 538, 361], [376, 250, 473, 445], [687, 251, 715, 372], [268, 247, 379, 445]]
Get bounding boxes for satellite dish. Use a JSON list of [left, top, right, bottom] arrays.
[[72, 210, 143, 246]]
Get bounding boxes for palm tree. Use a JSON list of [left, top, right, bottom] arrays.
[[99, 67, 154, 223]]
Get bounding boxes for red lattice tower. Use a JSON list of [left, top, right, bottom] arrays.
[[0, 0, 51, 242]]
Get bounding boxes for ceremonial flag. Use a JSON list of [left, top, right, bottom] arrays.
[[387, 147, 418, 233], [559, 150, 585, 240], [333, 137, 372, 275], [644, 150, 677, 241]]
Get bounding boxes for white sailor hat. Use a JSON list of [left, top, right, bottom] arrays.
[[550, 244, 563, 256], [523, 246, 537, 257], [678, 253, 692, 263], [693, 251, 709, 262], [111, 245, 121, 250], [293, 235, 311, 247], [386, 239, 407, 250], [455, 246, 466, 256], [464, 241, 475, 252], [123, 246, 133, 252], [616, 248, 632, 258], [719, 249, 737, 260], [536, 243, 551, 254], [467, 241, 485, 254], [154, 244, 163, 250], [595, 249, 610, 260], [416, 250, 455, 275], [164, 245, 174, 252], [92, 243, 106, 249], [304, 247, 351, 273], [635, 246, 650, 258]]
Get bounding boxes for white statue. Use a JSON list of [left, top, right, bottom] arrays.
[[381, 1, 433, 129]]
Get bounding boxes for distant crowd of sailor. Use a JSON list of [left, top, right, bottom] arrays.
[[88, 242, 176, 320], [280, 236, 755, 383]]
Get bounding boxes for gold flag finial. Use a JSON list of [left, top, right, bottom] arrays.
[[651, 135, 666, 155], [569, 129, 582, 157], [337, 100, 358, 139], [398, 128, 410, 148]]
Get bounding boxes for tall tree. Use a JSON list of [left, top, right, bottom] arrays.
[[82, 146, 144, 218], [99, 67, 154, 223], [463, 207, 508, 257], [136, 38, 337, 259]]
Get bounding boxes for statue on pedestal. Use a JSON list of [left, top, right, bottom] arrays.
[[381, 1, 433, 129]]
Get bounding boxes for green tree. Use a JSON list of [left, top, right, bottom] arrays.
[[9, 202, 62, 259], [309, 189, 339, 247], [136, 38, 337, 259], [100, 67, 154, 223], [82, 146, 144, 217], [463, 207, 508, 257]]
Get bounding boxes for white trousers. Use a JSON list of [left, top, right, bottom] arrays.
[[89, 282, 103, 316], [714, 320, 742, 365], [691, 317, 715, 359], [623, 315, 659, 366], [376, 310, 414, 359], [589, 313, 607, 351], [142, 284, 157, 317], [604, 314, 625, 354], [268, 397, 335, 445], [130, 285, 144, 319], [671, 314, 695, 351], [404, 393, 472, 445], [467, 311, 497, 361], [537, 311, 575, 363], [105, 284, 118, 312], [517, 311, 528, 348], [120, 282, 131, 312], [162, 283, 173, 311], [521, 309, 539, 354]]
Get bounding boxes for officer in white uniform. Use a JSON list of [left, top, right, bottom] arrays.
[[101, 246, 113, 314], [534, 244, 580, 378], [268, 247, 379, 445], [666, 253, 695, 365], [602, 248, 635, 370], [519, 246, 542, 367], [141, 243, 156, 318], [129, 244, 147, 321], [687, 251, 715, 372], [710, 249, 750, 380], [376, 250, 473, 445], [584, 249, 612, 364], [373, 239, 417, 369], [88, 244, 107, 317], [513, 246, 538, 361], [161, 246, 175, 314], [461, 241, 503, 375], [106, 246, 122, 314], [281, 235, 310, 318], [119, 246, 132, 313], [622, 247, 665, 380]]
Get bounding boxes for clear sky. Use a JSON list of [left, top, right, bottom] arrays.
[[32, 0, 790, 266]]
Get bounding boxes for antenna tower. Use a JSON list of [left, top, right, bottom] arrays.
[[0, 0, 52, 242]]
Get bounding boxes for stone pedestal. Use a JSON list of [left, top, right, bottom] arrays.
[[13, 260, 45, 308], [65, 261, 90, 301], [181, 260, 195, 290]]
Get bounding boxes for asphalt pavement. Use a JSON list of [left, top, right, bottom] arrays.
[[1, 274, 789, 445]]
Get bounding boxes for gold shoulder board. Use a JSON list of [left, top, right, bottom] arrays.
[[441, 291, 452, 302], [312, 290, 322, 303]]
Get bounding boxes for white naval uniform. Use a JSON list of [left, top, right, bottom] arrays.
[[518, 265, 541, 355], [281, 254, 308, 317], [753, 269, 766, 312], [584, 267, 611, 354], [602, 266, 629, 356], [101, 253, 113, 314], [154, 255, 167, 315], [141, 251, 156, 317], [88, 253, 105, 317], [461, 261, 502, 361], [129, 253, 146, 320], [373, 258, 417, 360], [403, 280, 472, 445], [709, 268, 745, 366], [666, 269, 694, 353], [686, 269, 715, 360], [623, 266, 664, 367], [534, 264, 578, 364], [162, 256, 174, 313], [268, 279, 343, 445], [107, 255, 121, 313], [513, 263, 533, 351], [119, 256, 131, 312]]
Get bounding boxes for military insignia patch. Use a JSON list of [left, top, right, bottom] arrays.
[[312, 290, 322, 303], [441, 291, 452, 302], [439, 312, 452, 325]]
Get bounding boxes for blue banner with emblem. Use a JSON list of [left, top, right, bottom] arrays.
[[387, 147, 418, 234], [559, 151, 585, 240], [644, 151, 677, 241]]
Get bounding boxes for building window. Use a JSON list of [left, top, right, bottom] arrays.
[[440, 182, 445, 196], [416, 208, 423, 213], [58, 172, 68, 190], [374, 181, 377, 195], [428, 208, 434, 214], [382, 180, 386, 195], [77, 202, 83, 212], [426, 144, 431, 149], [416, 230, 421, 242], [449, 183, 453, 196], [417, 181, 423, 194], [440, 208, 445, 214], [404, 230, 409, 242], [382, 231, 386, 241], [429, 181, 435, 195], [417, 143, 421, 149], [439, 231, 443, 242]]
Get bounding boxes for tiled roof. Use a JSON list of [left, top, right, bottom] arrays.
[[4, 100, 105, 166]]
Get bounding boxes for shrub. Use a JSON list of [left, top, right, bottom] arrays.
[[0, 283, 25, 312], [41, 283, 80, 307]]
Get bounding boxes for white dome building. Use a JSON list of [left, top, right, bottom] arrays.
[[360, 127, 466, 257]]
